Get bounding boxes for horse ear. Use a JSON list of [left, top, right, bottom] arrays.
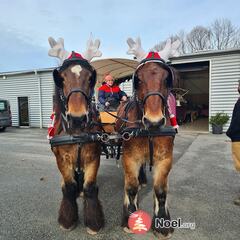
[[89, 70, 96, 88], [169, 67, 180, 88], [53, 69, 64, 88]]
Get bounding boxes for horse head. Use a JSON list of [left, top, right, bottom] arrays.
[[48, 36, 102, 130], [127, 37, 180, 129]]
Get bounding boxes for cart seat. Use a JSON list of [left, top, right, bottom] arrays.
[[100, 111, 117, 133]]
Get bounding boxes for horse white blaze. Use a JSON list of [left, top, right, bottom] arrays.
[[71, 65, 82, 76]]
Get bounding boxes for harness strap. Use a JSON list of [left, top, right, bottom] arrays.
[[66, 88, 90, 105], [142, 91, 167, 106], [148, 136, 154, 171], [103, 108, 142, 124], [75, 143, 84, 193]]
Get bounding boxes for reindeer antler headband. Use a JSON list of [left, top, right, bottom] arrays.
[[48, 34, 102, 64], [126, 37, 181, 62]]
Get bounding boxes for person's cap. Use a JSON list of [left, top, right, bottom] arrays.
[[104, 74, 114, 81]]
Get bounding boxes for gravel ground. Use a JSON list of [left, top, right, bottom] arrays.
[[0, 128, 239, 240]]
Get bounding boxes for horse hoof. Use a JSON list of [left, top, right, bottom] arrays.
[[59, 223, 77, 232], [86, 227, 98, 235], [153, 231, 172, 240], [123, 227, 133, 234]]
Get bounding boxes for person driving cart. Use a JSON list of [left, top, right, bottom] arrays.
[[98, 74, 127, 110]]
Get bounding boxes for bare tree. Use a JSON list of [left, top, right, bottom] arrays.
[[186, 26, 211, 52], [152, 35, 177, 52], [153, 18, 240, 55], [210, 18, 240, 49], [177, 30, 187, 54], [152, 33, 187, 54]]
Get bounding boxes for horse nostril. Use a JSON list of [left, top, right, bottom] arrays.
[[159, 117, 166, 126], [142, 116, 151, 128]]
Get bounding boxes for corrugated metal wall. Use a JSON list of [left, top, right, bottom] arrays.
[[0, 70, 54, 128], [120, 80, 133, 96], [0, 72, 39, 127], [39, 72, 54, 127], [210, 54, 240, 131]]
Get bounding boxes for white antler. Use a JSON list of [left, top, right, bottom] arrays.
[[48, 37, 70, 63], [126, 37, 147, 61], [82, 33, 102, 62], [170, 39, 181, 57], [158, 39, 181, 61]]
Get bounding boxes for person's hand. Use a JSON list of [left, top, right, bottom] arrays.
[[105, 102, 110, 107], [121, 96, 127, 102]]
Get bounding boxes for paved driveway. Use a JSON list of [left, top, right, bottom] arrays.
[[0, 128, 239, 240]]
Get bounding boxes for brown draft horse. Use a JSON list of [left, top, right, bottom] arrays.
[[50, 54, 104, 234], [116, 61, 178, 239]]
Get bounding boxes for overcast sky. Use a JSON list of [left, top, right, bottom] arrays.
[[0, 0, 240, 72]]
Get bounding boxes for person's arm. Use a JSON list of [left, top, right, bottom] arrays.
[[226, 100, 240, 138], [98, 90, 106, 105], [119, 90, 127, 101]]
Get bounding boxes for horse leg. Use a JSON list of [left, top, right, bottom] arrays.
[[121, 154, 141, 232], [138, 163, 147, 188], [83, 155, 104, 235], [53, 146, 79, 231], [152, 157, 173, 239]]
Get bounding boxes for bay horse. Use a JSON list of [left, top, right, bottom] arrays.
[[50, 52, 104, 234], [116, 56, 178, 239]]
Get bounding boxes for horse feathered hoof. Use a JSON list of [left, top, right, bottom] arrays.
[[58, 213, 78, 231], [86, 227, 98, 235], [59, 222, 77, 232], [153, 231, 173, 240], [123, 227, 133, 233], [58, 184, 79, 231], [83, 183, 105, 232]]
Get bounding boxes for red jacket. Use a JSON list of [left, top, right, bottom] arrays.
[[98, 84, 126, 104]]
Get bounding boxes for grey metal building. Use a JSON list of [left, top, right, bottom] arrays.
[[0, 68, 54, 128], [0, 48, 239, 131]]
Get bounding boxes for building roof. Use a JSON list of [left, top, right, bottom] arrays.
[[0, 67, 54, 76], [170, 48, 240, 61], [1, 48, 240, 76]]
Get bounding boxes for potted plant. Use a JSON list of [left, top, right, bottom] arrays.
[[209, 112, 230, 134]]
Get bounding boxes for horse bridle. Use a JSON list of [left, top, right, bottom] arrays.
[[54, 66, 96, 130], [59, 87, 91, 112], [133, 59, 174, 116]]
